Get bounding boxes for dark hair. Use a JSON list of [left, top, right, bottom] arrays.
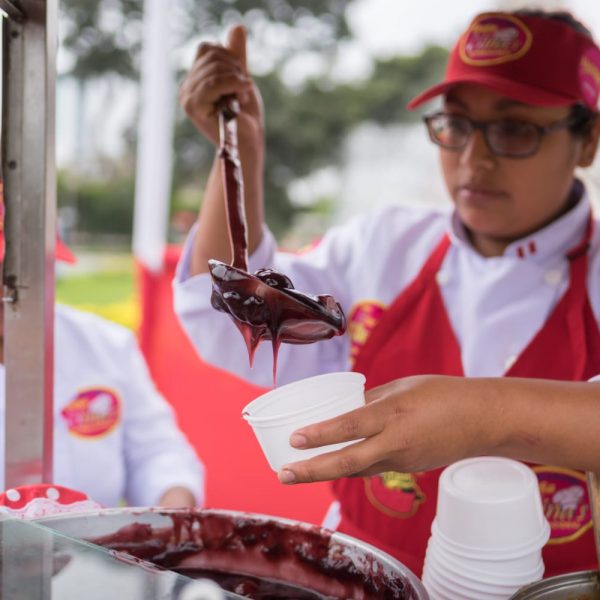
[[513, 9, 593, 38], [568, 104, 598, 138], [513, 9, 598, 136]]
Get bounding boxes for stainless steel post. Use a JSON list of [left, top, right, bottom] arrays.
[[1, 0, 57, 488]]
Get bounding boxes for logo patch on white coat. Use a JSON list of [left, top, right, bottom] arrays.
[[61, 388, 121, 438]]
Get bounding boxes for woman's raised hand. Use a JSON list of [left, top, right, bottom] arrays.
[[179, 25, 264, 149]]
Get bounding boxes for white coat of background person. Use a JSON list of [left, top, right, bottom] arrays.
[[0, 299, 204, 508]]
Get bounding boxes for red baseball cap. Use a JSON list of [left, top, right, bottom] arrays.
[[408, 12, 600, 111]]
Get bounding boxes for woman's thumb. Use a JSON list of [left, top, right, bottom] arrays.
[[227, 25, 247, 73]]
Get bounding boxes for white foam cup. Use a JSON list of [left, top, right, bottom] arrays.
[[428, 530, 545, 574], [423, 567, 508, 600], [425, 539, 544, 588], [423, 557, 520, 599], [422, 571, 464, 600], [431, 518, 550, 560], [435, 457, 550, 551], [427, 536, 544, 581], [242, 372, 366, 471]]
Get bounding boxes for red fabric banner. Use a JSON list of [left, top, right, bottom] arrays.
[[136, 246, 333, 523]]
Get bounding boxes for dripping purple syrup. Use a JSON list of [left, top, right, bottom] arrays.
[[210, 96, 346, 385]]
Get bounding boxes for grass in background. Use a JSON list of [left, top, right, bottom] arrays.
[[55, 253, 139, 330]]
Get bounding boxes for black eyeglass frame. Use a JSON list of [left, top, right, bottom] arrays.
[[422, 111, 581, 159]]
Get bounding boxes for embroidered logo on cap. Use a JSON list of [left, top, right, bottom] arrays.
[[61, 388, 121, 438], [533, 466, 591, 544], [460, 14, 533, 66], [579, 47, 600, 109]]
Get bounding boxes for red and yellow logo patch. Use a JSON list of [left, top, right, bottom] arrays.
[[61, 388, 121, 438], [533, 466, 591, 544], [348, 301, 386, 365], [365, 472, 426, 518], [460, 13, 532, 66]]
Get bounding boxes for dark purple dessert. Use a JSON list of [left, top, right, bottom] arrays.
[[88, 511, 413, 600], [209, 261, 346, 378]]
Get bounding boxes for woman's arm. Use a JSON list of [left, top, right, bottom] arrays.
[[278, 375, 600, 484], [179, 25, 265, 275]]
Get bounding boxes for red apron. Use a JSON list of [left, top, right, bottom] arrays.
[[334, 216, 600, 578]]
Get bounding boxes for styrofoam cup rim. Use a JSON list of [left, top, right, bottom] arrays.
[[431, 519, 550, 556], [243, 389, 364, 424], [427, 538, 544, 579], [246, 371, 365, 405], [424, 559, 524, 596], [426, 543, 544, 585]]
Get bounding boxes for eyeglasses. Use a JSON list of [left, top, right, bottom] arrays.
[[422, 112, 578, 158]]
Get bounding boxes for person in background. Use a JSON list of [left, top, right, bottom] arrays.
[[174, 9, 600, 576], [0, 217, 204, 508]]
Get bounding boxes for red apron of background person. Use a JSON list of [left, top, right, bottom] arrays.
[[333, 215, 600, 578]]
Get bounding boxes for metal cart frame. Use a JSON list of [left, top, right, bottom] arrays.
[[1, 0, 56, 488]]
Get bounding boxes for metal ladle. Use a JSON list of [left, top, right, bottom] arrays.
[[209, 97, 347, 361]]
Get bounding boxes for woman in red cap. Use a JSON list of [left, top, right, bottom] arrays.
[[175, 10, 600, 577]]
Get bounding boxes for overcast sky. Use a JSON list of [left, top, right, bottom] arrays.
[[246, 0, 600, 88], [349, 0, 600, 56], [57, 0, 600, 165]]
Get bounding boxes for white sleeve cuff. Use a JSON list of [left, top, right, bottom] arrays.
[[175, 222, 278, 285], [248, 225, 278, 271], [173, 222, 279, 321]]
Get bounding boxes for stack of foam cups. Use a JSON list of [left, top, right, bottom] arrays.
[[422, 457, 550, 600], [242, 372, 366, 472]]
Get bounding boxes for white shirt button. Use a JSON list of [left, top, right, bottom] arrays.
[[544, 270, 562, 286], [504, 355, 517, 371], [436, 271, 450, 285]]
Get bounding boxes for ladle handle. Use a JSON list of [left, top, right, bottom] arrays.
[[216, 93, 248, 272], [216, 94, 240, 122], [586, 471, 600, 569]]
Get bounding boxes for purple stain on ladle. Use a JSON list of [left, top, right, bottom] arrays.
[[209, 95, 346, 385], [209, 260, 346, 385]]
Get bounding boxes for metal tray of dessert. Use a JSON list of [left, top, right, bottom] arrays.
[[36, 507, 429, 599], [0, 514, 227, 600]]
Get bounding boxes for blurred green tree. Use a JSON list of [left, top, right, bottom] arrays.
[[58, 0, 447, 238], [58, 171, 135, 238]]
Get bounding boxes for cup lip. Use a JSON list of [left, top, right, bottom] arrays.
[[242, 372, 366, 419], [423, 572, 478, 600], [428, 539, 544, 580], [426, 542, 544, 585], [431, 519, 551, 557], [422, 573, 461, 600], [426, 557, 542, 592], [424, 558, 523, 596], [243, 389, 365, 424]]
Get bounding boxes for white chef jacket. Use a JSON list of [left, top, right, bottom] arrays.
[[173, 189, 600, 388], [0, 304, 204, 508]]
